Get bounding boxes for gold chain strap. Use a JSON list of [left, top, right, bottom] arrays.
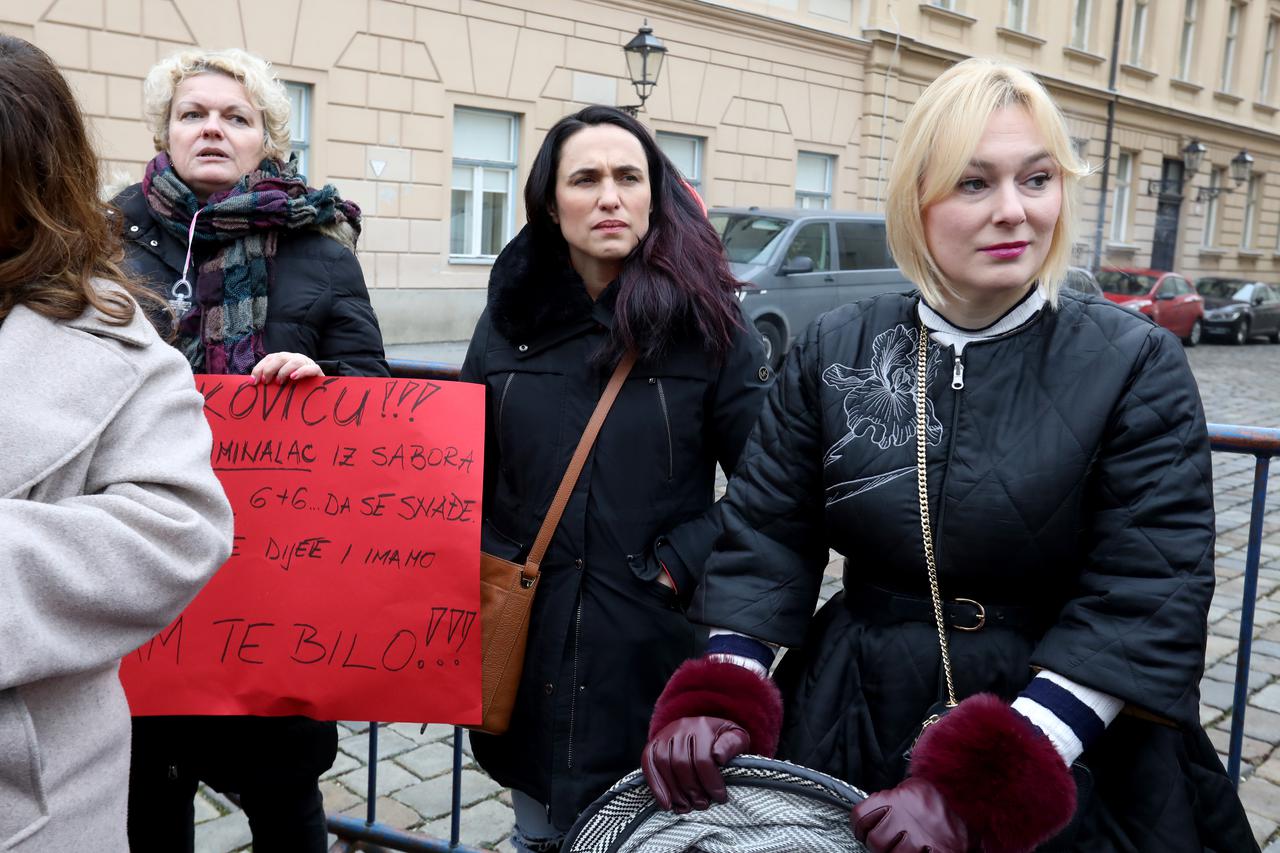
[[916, 322, 958, 709]]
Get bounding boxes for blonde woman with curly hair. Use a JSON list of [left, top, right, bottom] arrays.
[[0, 36, 233, 851], [641, 58, 1255, 852], [119, 47, 387, 853]]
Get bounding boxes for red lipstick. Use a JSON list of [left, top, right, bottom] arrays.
[[980, 241, 1028, 260]]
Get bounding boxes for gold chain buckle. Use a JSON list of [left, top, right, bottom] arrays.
[[951, 597, 986, 632]]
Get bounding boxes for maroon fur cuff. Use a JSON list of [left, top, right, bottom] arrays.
[[648, 657, 784, 758], [910, 693, 1076, 853]]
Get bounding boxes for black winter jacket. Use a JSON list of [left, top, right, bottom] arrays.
[[461, 227, 772, 829], [696, 291, 1255, 851], [114, 183, 388, 377]]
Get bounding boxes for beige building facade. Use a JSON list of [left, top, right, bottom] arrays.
[[5, 0, 1280, 341]]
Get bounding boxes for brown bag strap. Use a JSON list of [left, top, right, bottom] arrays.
[[522, 350, 637, 578]]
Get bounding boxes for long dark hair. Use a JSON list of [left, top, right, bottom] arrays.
[[525, 106, 741, 359], [0, 35, 149, 324]]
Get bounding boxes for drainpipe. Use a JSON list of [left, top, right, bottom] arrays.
[[1091, 0, 1125, 273]]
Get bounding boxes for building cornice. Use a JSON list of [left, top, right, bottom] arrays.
[[995, 27, 1047, 49], [917, 3, 977, 27], [1063, 46, 1107, 66], [859, 32, 1280, 146], [1119, 63, 1158, 81], [626, 0, 873, 62], [860, 29, 966, 67]]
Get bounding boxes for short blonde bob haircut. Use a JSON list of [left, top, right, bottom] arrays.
[[142, 48, 292, 160], [885, 58, 1087, 307]]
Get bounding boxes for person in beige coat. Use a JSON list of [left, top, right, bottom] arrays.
[[0, 36, 234, 851]]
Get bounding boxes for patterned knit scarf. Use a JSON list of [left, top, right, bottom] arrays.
[[142, 152, 362, 374]]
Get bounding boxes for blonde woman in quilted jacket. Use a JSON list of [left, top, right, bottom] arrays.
[[642, 58, 1256, 853]]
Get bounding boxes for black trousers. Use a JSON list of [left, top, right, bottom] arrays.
[[128, 715, 338, 853]]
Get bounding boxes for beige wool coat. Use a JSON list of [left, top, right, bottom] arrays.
[[0, 289, 233, 850]]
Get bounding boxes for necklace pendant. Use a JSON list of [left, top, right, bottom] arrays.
[[169, 278, 194, 317]]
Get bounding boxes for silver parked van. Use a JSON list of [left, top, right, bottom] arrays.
[[710, 206, 914, 368]]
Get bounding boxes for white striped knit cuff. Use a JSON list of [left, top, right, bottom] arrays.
[[1011, 671, 1123, 766], [707, 629, 777, 677]]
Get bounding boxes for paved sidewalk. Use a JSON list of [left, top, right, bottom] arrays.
[[192, 342, 1280, 852]]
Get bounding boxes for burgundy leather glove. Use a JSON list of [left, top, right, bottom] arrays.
[[642, 715, 751, 812], [641, 657, 783, 813], [851, 777, 973, 853], [852, 694, 1076, 853]]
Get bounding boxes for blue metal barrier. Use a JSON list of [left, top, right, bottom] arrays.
[[326, 724, 481, 852], [1209, 424, 1280, 788], [387, 358, 461, 382], [331, 363, 1277, 849], [323, 360, 477, 852]]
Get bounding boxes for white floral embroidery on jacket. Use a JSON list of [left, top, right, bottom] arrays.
[[822, 324, 942, 506]]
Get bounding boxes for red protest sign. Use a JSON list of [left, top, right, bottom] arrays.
[[120, 375, 484, 725]]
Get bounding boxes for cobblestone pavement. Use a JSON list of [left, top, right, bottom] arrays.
[[192, 341, 1280, 852]]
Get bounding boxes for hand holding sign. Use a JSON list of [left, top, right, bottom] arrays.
[[120, 375, 484, 725]]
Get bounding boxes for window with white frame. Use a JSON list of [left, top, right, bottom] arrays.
[[930, 0, 957, 8], [1202, 167, 1223, 247], [1220, 1, 1242, 92], [1262, 17, 1279, 102], [656, 132, 704, 190], [1178, 0, 1198, 80], [1110, 151, 1133, 242], [1007, 0, 1028, 30], [450, 108, 519, 260], [1241, 174, 1262, 248], [1071, 0, 1092, 50], [1129, 0, 1148, 65], [795, 152, 834, 209], [285, 82, 312, 180]]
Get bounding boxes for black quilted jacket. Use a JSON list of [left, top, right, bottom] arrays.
[[694, 291, 1255, 851]]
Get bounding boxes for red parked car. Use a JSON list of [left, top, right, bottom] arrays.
[[1097, 267, 1205, 346]]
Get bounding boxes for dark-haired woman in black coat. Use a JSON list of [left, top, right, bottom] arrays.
[[460, 105, 771, 851]]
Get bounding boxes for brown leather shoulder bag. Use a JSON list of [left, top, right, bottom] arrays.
[[472, 351, 636, 735]]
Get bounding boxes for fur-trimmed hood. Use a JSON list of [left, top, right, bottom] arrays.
[[487, 225, 612, 344]]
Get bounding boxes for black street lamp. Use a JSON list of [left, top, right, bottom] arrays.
[[619, 22, 667, 116], [1145, 138, 1207, 196], [1182, 139, 1207, 175], [1193, 148, 1254, 203], [1143, 139, 1253, 200], [1230, 148, 1255, 183]]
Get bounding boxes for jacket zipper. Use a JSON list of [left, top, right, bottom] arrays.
[[926, 338, 963, 580], [497, 373, 516, 460], [566, 593, 583, 769], [654, 378, 673, 480], [932, 300, 1045, 391], [936, 344, 964, 493]]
